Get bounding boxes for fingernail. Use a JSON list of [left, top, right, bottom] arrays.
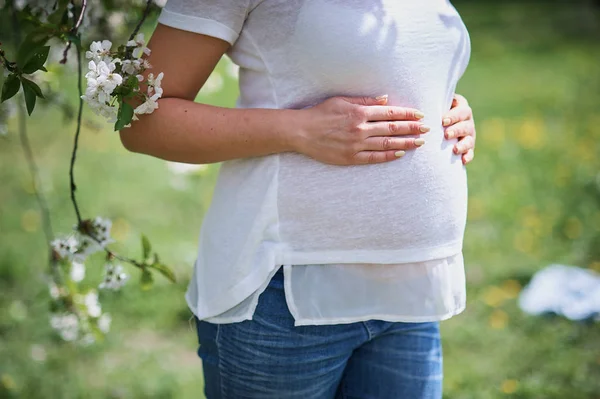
[[415, 111, 425, 119], [446, 130, 455, 139], [414, 138, 425, 146], [419, 125, 431, 133], [375, 94, 388, 102], [442, 118, 452, 127], [395, 150, 406, 157]]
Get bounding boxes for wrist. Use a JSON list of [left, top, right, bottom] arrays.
[[279, 108, 309, 154]]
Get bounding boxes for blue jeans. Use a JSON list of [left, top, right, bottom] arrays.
[[194, 267, 443, 399]]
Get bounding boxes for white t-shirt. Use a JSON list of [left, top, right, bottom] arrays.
[[157, 0, 471, 325]]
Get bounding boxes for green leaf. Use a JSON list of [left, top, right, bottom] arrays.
[[22, 46, 50, 74], [114, 101, 134, 131], [1, 74, 20, 103], [141, 234, 151, 260], [21, 78, 44, 116], [21, 78, 44, 98], [140, 269, 154, 290], [47, 3, 68, 25], [149, 261, 177, 283], [66, 33, 81, 46], [16, 32, 49, 66]]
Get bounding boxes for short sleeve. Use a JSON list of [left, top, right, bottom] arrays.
[[157, 0, 251, 45]]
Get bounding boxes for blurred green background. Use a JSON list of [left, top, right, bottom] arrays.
[[1, 1, 600, 398]]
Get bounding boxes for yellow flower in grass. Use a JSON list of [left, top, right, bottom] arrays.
[[514, 229, 536, 254], [482, 281, 522, 308], [501, 379, 518, 394], [483, 286, 507, 307], [516, 117, 544, 150], [501, 279, 522, 299], [520, 209, 546, 237], [489, 309, 509, 329], [1, 374, 16, 391]]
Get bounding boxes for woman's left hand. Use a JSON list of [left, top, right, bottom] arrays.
[[442, 94, 476, 165]]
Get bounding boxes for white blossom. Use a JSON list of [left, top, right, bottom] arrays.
[[81, 34, 164, 125], [48, 282, 60, 299], [86, 60, 122, 96], [70, 261, 86, 282], [50, 313, 80, 341], [76, 217, 114, 256], [80, 333, 96, 346], [147, 72, 163, 89], [107, 11, 126, 31], [98, 313, 112, 333], [99, 263, 129, 291], [83, 291, 102, 318], [85, 40, 113, 63], [30, 344, 47, 363], [51, 236, 79, 260], [82, 59, 123, 122], [134, 92, 161, 115], [121, 58, 142, 75], [126, 33, 151, 59]]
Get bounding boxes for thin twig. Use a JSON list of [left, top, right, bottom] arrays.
[[73, 0, 87, 31], [82, 229, 145, 269], [69, 38, 84, 225], [129, 0, 154, 42], [60, 0, 87, 64]]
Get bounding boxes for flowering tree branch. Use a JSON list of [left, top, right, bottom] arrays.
[[0, 0, 175, 344]]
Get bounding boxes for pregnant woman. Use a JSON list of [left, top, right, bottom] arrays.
[[120, 0, 476, 397]]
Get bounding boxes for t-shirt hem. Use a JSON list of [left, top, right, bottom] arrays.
[[276, 239, 463, 265], [185, 256, 278, 321], [291, 304, 467, 326], [186, 239, 463, 321]]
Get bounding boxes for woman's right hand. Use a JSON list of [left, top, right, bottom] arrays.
[[291, 95, 430, 165]]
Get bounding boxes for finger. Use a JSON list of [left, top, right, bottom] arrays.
[[444, 120, 475, 139], [462, 149, 475, 165], [362, 105, 425, 122], [363, 136, 426, 151], [443, 102, 472, 127], [354, 150, 409, 165], [339, 94, 390, 106], [453, 135, 475, 155], [364, 120, 430, 137], [453, 93, 469, 107]]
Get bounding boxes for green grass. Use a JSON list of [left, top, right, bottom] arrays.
[[1, 2, 600, 398]]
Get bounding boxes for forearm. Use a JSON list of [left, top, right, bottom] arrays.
[[119, 97, 301, 164]]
